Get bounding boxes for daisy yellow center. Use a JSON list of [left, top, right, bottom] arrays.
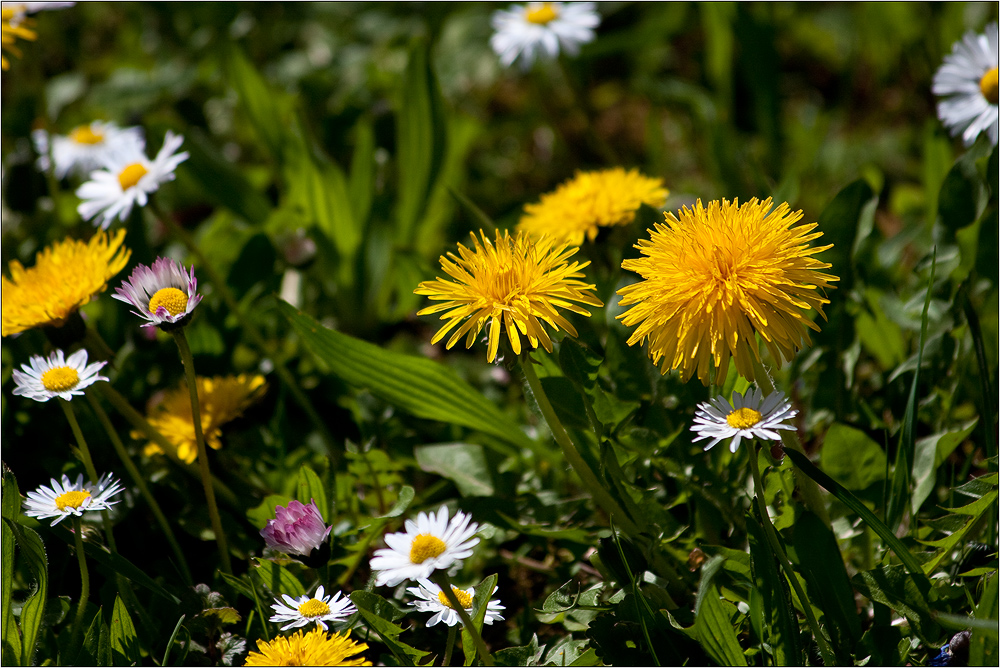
[[69, 125, 105, 145], [726, 407, 763, 430], [438, 587, 473, 610], [40, 366, 80, 392], [297, 598, 331, 618], [54, 489, 91, 511], [409, 534, 447, 564], [525, 2, 558, 24], [980, 67, 999, 105], [148, 287, 188, 316], [117, 162, 148, 190]]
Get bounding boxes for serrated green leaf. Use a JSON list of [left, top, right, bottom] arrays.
[[280, 300, 540, 455], [202, 607, 241, 626], [414, 443, 495, 497], [110, 595, 138, 667]]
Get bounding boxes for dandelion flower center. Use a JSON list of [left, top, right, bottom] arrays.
[[54, 489, 91, 511], [525, 3, 559, 24], [726, 407, 763, 430], [297, 598, 332, 618], [438, 587, 474, 610], [148, 287, 189, 316], [117, 162, 148, 190], [980, 67, 999, 105], [69, 126, 105, 145], [40, 366, 80, 392], [410, 534, 447, 564]]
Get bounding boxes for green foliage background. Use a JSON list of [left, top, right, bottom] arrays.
[[1, 2, 998, 666]]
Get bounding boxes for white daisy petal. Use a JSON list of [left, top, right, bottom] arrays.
[[268, 588, 357, 630], [690, 388, 798, 453], [490, 2, 600, 69], [933, 23, 999, 147], [12, 349, 108, 403], [33, 121, 144, 180], [22, 472, 123, 526], [405, 579, 505, 628], [111, 257, 202, 329], [371, 506, 480, 587]]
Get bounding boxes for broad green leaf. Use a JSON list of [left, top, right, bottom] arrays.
[[110, 595, 139, 667], [224, 46, 299, 161], [953, 472, 999, 499], [792, 512, 861, 663], [2, 468, 20, 521], [785, 449, 928, 582], [820, 423, 887, 491], [8, 522, 46, 667], [746, 514, 800, 666], [693, 557, 746, 666], [969, 573, 998, 666], [72, 537, 180, 605], [395, 39, 447, 244], [541, 376, 591, 430], [182, 129, 271, 225], [494, 635, 544, 666], [380, 485, 415, 519], [280, 300, 540, 455], [218, 572, 256, 603], [911, 419, 978, 513], [542, 580, 580, 613], [82, 607, 111, 667], [251, 558, 305, 599], [816, 179, 878, 292], [295, 466, 328, 522], [461, 574, 499, 666], [414, 443, 495, 497], [852, 565, 938, 641], [350, 591, 427, 665], [348, 116, 375, 226], [2, 521, 21, 666]]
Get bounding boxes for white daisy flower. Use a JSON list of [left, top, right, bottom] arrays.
[[33, 121, 145, 180], [690, 387, 797, 453], [369, 506, 480, 587], [12, 348, 108, 402], [933, 23, 999, 146], [112, 257, 202, 329], [268, 586, 357, 631], [75, 130, 189, 229], [22, 472, 123, 526], [490, 2, 600, 69], [406, 579, 505, 628]]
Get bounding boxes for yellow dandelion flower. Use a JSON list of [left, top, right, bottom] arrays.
[[2, 229, 131, 337], [415, 229, 603, 363], [517, 167, 668, 245], [617, 198, 839, 386], [244, 628, 371, 667], [1, 6, 36, 71], [136, 374, 267, 464]]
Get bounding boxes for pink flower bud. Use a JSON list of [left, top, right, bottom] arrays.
[[260, 499, 332, 557]]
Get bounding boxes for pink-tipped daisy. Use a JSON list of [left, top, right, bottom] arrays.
[[112, 257, 202, 329]]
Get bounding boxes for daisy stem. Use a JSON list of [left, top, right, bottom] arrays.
[[748, 355, 831, 527], [431, 572, 494, 667], [59, 399, 100, 484], [519, 356, 640, 537], [96, 383, 241, 510], [151, 201, 340, 463], [171, 329, 232, 576], [443, 624, 457, 667], [744, 440, 837, 667], [69, 516, 91, 657], [84, 393, 194, 586]]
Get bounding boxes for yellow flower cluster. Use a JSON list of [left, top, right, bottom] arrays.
[[1, 5, 36, 71], [244, 628, 371, 667]]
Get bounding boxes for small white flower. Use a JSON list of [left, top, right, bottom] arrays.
[[691, 387, 797, 453], [933, 23, 999, 146], [12, 348, 108, 402], [268, 586, 357, 631], [369, 506, 480, 587], [76, 130, 189, 229], [22, 472, 123, 526], [490, 2, 600, 69], [33, 122, 145, 180], [112, 257, 202, 329], [406, 579, 505, 628]]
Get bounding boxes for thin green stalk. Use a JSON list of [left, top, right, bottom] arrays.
[[431, 572, 494, 667], [96, 383, 241, 510], [69, 517, 90, 656], [519, 356, 640, 536], [59, 400, 100, 484], [171, 329, 232, 575], [150, 200, 339, 462], [443, 624, 457, 667], [85, 393, 193, 585], [749, 355, 831, 526], [745, 441, 836, 666]]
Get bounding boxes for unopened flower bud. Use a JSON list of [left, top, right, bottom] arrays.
[[260, 499, 331, 557]]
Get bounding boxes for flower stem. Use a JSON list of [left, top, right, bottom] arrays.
[[84, 392, 193, 585], [744, 440, 836, 666], [431, 572, 494, 667], [96, 383, 240, 510], [749, 355, 831, 526], [443, 624, 457, 667], [151, 200, 340, 463], [171, 329, 232, 575], [69, 516, 90, 657], [519, 356, 640, 536], [59, 399, 100, 484]]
